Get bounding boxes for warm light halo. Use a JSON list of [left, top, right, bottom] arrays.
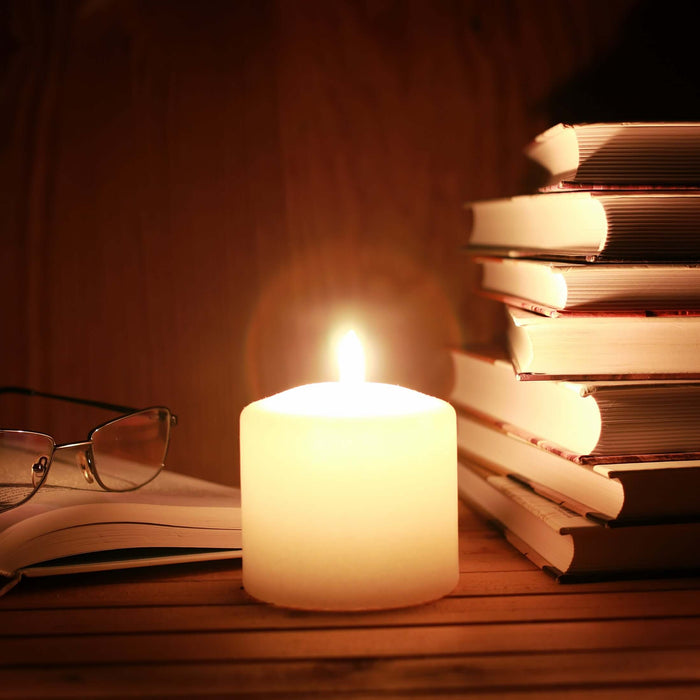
[[337, 330, 365, 384]]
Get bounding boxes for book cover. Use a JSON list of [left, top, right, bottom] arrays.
[[457, 458, 700, 580]]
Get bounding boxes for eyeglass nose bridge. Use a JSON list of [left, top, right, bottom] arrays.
[[54, 440, 96, 486]]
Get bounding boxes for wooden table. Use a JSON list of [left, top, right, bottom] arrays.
[[1, 503, 699, 698]]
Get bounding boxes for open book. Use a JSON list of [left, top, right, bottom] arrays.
[[0, 466, 241, 595]]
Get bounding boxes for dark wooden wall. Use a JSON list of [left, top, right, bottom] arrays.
[[1, 0, 647, 484]]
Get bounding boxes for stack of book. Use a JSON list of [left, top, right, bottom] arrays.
[[453, 122, 700, 581]]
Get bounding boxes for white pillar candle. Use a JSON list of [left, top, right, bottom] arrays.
[[240, 331, 459, 610]]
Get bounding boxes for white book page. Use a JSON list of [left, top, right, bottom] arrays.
[[485, 475, 593, 533]]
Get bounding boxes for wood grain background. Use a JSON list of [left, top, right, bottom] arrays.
[[2, 0, 685, 485]]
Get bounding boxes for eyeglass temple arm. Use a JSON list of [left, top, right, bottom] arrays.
[[0, 386, 139, 414]]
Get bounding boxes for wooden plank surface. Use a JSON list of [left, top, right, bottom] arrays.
[[0, 504, 698, 698], [0, 653, 699, 698], [5, 588, 700, 636]]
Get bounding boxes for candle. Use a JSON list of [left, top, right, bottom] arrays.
[[240, 330, 459, 610]]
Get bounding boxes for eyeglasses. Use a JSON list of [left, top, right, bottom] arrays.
[[0, 387, 177, 512]]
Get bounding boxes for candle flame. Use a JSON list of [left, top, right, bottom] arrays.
[[338, 330, 365, 384]]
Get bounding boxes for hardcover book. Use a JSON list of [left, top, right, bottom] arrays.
[[474, 257, 700, 315], [465, 192, 700, 262], [455, 411, 700, 523], [506, 306, 700, 380], [450, 346, 700, 456], [525, 122, 700, 189], [457, 458, 700, 580]]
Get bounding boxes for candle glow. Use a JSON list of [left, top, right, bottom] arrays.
[[240, 329, 459, 611], [337, 330, 365, 384]]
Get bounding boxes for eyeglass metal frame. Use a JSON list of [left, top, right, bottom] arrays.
[[0, 386, 177, 511]]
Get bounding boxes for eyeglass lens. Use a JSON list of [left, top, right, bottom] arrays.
[[0, 432, 54, 510], [91, 408, 171, 491]]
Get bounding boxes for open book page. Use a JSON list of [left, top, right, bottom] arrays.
[[0, 461, 240, 534], [0, 464, 241, 585]]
